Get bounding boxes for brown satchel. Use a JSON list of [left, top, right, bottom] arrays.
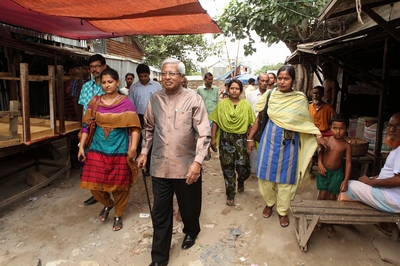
[[126, 157, 139, 185], [85, 96, 101, 149]]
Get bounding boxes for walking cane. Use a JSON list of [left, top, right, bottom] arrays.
[[141, 169, 153, 220]]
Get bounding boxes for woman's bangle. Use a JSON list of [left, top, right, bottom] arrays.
[[247, 139, 254, 142]]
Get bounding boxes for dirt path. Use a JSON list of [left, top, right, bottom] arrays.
[[0, 153, 394, 266]]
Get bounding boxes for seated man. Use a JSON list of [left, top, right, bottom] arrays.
[[338, 112, 400, 215]]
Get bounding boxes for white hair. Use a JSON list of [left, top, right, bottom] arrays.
[[161, 58, 186, 75]]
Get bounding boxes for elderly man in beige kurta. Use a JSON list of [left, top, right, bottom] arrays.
[[137, 58, 210, 266]]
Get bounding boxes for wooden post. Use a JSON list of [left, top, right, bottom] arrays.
[[48, 65, 56, 134], [76, 67, 83, 125], [336, 63, 343, 114], [373, 38, 389, 174], [56, 65, 65, 133], [9, 65, 18, 101], [65, 135, 71, 180], [20, 63, 30, 143], [9, 100, 19, 139]]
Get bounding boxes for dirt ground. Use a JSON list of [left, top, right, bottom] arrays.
[[0, 147, 397, 266]]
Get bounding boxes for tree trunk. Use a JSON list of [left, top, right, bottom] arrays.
[[284, 43, 311, 96], [293, 64, 311, 96]]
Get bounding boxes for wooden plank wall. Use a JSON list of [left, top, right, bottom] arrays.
[[107, 39, 143, 62]]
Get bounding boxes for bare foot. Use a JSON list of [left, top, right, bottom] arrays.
[[327, 224, 336, 237]]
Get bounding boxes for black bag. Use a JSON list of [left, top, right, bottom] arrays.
[[254, 90, 272, 142]]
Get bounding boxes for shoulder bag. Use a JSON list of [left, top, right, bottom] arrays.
[[253, 90, 272, 142], [85, 96, 101, 149]]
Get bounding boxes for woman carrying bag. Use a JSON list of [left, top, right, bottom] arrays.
[[247, 65, 327, 227], [78, 68, 141, 231]]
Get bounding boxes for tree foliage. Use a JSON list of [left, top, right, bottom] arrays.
[[254, 63, 284, 74], [138, 35, 222, 75], [218, 0, 327, 55]]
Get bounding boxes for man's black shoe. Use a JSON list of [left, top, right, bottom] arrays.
[[149, 261, 168, 266], [181, 234, 196, 250], [83, 196, 98, 205]]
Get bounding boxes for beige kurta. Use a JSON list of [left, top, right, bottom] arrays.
[[141, 87, 211, 178]]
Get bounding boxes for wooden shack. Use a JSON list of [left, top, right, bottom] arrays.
[[0, 63, 80, 148], [287, 0, 400, 174]]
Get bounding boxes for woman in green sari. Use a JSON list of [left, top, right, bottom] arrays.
[[210, 79, 256, 206]]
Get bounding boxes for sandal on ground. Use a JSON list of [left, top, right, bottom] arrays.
[[374, 223, 392, 236], [262, 205, 274, 218], [327, 224, 336, 236], [278, 215, 290, 227], [113, 217, 123, 231], [99, 205, 114, 222], [226, 196, 235, 206], [238, 182, 244, 193]]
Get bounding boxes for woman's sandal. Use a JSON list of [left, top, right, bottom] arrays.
[[238, 182, 244, 193], [113, 217, 123, 231], [262, 205, 274, 218], [99, 205, 114, 222], [278, 215, 290, 227]]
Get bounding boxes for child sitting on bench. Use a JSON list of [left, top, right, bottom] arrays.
[[317, 114, 352, 236]]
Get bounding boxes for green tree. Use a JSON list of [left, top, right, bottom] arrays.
[[138, 35, 222, 75], [218, 0, 327, 55], [255, 63, 284, 74], [218, 0, 327, 93]]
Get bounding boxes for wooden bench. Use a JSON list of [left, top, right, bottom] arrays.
[[290, 199, 400, 251], [350, 155, 374, 176]]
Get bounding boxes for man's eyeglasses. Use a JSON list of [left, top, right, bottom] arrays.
[[388, 124, 400, 131], [161, 72, 181, 77], [90, 64, 104, 69]]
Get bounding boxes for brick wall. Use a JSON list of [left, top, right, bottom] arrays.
[[187, 80, 225, 94]]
